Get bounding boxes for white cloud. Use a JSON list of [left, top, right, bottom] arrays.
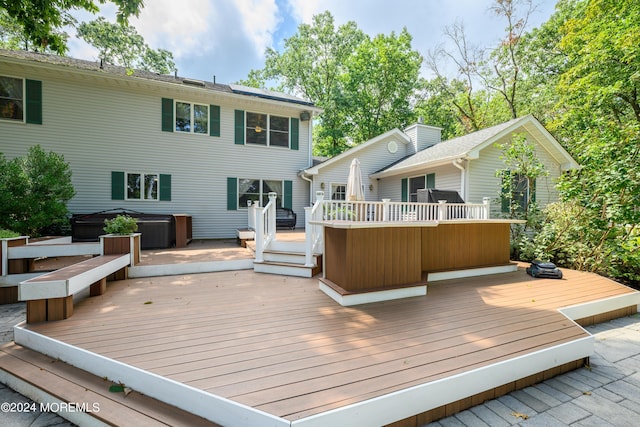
[[233, 0, 280, 56], [130, 0, 212, 58]]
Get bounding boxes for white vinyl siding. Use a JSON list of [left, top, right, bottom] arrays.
[[312, 135, 411, 203], [467, 138, 563, 214], [0, 61, 312, 238]]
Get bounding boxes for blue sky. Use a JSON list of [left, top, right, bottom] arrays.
[[68, 0, 558, 84]]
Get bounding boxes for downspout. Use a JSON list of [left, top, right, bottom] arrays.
[[304, 116, 315, 206], [301, 173, 314, 205], [452, 158, 466, 201]]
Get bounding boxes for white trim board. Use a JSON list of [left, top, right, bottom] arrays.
[[13, 325, 290, 427], [8, 243, 100, 259], [319, 281, 427, 306], [560, 293, 640, 321], [291, 336, 593, 427], [128, 259, 254, 278], [427, 264, 518, 282]]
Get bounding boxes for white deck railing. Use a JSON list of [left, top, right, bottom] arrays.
[[248, 191, 492, 269], [303, 192, 491, 266], [251, 192, 277, 263], [317, 195, 491, 222]]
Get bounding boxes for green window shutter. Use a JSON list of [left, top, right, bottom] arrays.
[[234, 110, 245, 144], [401, 178, 408, 202], [159, 174, 171, 201], [290, 117, 299, 150], [210, 105, 220, 137], [111, 171, 125, 200], [426, 173, 435, 189], [25, 79, 42, 124], [283, 180, 293, 209], [501, 170, 511, 213], [227, 177, 238, 210], [161, 98, 174, 132]]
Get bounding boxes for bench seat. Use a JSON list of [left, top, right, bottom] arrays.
[[19, 254, 130, 323]]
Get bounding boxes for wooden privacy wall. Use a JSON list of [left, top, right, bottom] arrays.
[[324, 226, 422, 292], [421, 223, 511, 272], [323, 222, 512, 293]]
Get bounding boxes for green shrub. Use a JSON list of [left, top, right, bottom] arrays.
[[0, 146, 75, 237], [0, 229, 20, 238], [103, 215, 138, 235]]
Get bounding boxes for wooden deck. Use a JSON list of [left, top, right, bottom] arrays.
[[18, 264, 639, 426]]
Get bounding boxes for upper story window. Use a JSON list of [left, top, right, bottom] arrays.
[[175, 101, 208, 134], [0, 76, 24, 122], [246, 112, 290, 147], [162, 98, 219, 136]]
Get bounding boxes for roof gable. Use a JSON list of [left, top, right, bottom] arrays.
[[304, 128, 411, 175], [372, 115, 578, 178]]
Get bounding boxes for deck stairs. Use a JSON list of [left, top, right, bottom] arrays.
[[0, 341, 219, 426], [247, 240, 322, 278]]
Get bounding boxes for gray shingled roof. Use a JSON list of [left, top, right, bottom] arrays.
[[376, 116, 524, 174], [0, 49, 315, 107]]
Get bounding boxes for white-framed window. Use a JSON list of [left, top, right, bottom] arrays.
[[175, 101, 208, 134], [331, 184, 346, 200], [511, 173, 530, 211], [126, 172, 159, 201], [0, 75, 24, 122], [238, 178, 283, 208], [246, 112, 290, 147]]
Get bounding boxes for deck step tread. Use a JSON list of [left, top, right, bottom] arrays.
[[0, 342, 219, 427]]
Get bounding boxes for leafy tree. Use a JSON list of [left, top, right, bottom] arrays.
[[77, 17, 175, 74], [242, 11, 422, 157], [0, 0, 143, 54], [425, 0, 534, 133], [495, 133, 548, 258], [342, 29, 422, 143], [519, 0, 640, 285], [0, 146, 75, 236]]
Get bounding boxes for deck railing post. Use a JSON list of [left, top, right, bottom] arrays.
[[382, 199, 390, 222], [247, 201, 255, 230], [304, 207, 315, 267], [438, 200, 447, 221], [267, 192, 277, 242], [483, 197, 491, 219], [254, 206, 264, 263]]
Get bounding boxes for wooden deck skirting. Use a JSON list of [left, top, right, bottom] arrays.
[[323, 222, 512, 294]]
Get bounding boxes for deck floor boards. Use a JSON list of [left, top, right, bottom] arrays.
[[26, 265, 637, 422]]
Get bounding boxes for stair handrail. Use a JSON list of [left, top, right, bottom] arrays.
[[305, 191, 325, 267], [254, 192, 278, 263]]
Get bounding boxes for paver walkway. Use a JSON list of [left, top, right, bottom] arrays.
[[1, 302, 639, 426], [427, 314, 640, 427]]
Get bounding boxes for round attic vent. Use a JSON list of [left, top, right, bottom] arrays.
[[387, 140, 398, 153]]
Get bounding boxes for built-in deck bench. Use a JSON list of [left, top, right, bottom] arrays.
[[19, 254, 130, 323]]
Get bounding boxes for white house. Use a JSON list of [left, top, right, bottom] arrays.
[[0, 49, 320, 239], [303, 115, 578, 215]]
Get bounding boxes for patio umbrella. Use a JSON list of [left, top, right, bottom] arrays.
[[346, 158, 365, 201]]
